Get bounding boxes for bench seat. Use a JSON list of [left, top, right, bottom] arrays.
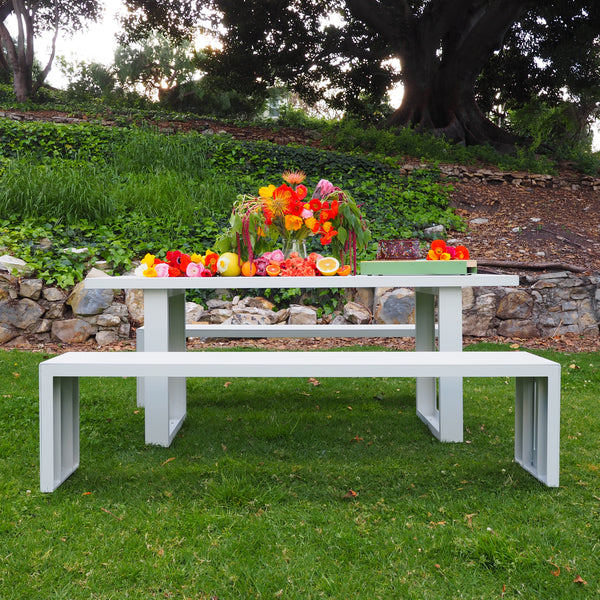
[[39, 350, 560, 491]]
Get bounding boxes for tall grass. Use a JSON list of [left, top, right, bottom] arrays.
[[109, 128, 213, 176], [0, 158, 115, 221]]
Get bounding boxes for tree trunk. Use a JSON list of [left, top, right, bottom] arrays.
[[387, 64, 519, 150], [0, 0, 34, 102], [346, 0, 528, 149]]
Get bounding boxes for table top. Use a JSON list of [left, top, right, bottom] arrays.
[[85, 273, 519, 290]]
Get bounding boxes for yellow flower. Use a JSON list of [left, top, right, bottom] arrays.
[[440, 252, 451, 260], [322, 220, 333, 232], [190, 253, 204, 264], [285, 214, 304, 231], [259, 184, 276, 199], [143, 266, 158, 277], [304, 216, 318, 232], [282, 170, 306, 185], [142, 253, 155, 268]]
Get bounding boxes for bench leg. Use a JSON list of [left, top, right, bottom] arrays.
[[514, 374, 560, 487], [136, 326, 145, 408], [144, 376, 187, 447], [40, 375, 80, 492]]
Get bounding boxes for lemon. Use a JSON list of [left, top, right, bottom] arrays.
[[217, 252, 242, 276], [316, 256, 340, 276]]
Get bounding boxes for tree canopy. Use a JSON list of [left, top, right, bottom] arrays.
[[122, 0, 600, 149], [0, 0, 100, 101]]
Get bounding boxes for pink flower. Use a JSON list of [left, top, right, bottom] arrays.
[[269, 249, 285, 263], [445, 246, 456, 259], [313, 179, 335, 199], [154, 263, 170, 277], [186, 262, 205, 277], [301, 207, 314, 219]]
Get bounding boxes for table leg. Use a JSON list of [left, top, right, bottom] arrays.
[[415, 290, 437, 428], [415, 287, 463, 442], [140, 289, 187, 446]]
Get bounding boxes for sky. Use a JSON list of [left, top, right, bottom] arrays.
[[40, 0, 124, 88]]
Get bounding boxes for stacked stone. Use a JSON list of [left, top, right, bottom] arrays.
[[399, 163, 600, 192], [0, 268, 130, 346]]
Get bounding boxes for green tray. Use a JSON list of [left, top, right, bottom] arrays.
[[359, 260, 477, 275]]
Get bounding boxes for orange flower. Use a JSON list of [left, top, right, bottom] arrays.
[[427, 249, 439, 261], [285, 214, 304, 231], [309, 198, 322, 211], [204, 251, 219, 273], [305, 216, 320, 233], [431, 239, 446, 256], [282, 170, 306, 185], [454, 245, 470, 260], [320, 228, 337, 244]]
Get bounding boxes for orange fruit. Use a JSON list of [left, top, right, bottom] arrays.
[[241, 261, 257, 277], [316, 256, 340, 276], [266, 263, 281, 276], [337, 264, 351, 276]]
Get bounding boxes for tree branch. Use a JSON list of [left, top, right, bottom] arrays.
[[345, 0, 412, 44]]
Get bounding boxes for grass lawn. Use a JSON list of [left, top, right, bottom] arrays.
[[1, 343, 599, 599]]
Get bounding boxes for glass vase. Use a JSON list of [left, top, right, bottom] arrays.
[[282, 238, 307, 259]]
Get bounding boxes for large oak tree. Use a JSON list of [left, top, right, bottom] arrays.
[[122, 0, 600, 148]]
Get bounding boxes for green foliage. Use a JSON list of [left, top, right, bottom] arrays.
[[322, 118, 558, 174], [0, 118, 117, 160], [0, 121, 464, 284], [0, 158, 115, 222], [507, 99, 600, 174]]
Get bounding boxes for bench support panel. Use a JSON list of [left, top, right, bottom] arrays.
[[39, 375, 80, 493], [515, 375, 560, 487]]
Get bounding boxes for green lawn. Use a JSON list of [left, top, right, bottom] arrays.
[[1, 344, 598, 599]]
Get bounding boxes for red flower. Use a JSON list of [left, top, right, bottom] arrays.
[[166, 250, 183, 269], [309, 198, 322, 211]]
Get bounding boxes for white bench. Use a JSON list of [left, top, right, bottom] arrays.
[[39, 350, 560, 491], [136, 322, 427, 342]]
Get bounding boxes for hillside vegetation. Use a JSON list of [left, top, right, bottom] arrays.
[[0, 101, 598, 287]]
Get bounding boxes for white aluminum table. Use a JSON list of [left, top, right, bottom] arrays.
[[85, 273, 519, 445]]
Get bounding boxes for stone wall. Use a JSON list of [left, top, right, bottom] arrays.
[[1, 268, 598, 346], [401, 163, 600, 192]]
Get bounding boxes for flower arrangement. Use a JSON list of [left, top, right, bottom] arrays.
[[215, 171, 371, 273], [136, 250, 219, 277], [425, 239, 470, 261], [136, 248, 351, 278]]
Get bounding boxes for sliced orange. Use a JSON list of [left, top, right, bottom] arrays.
[[241, 261, 257, 277], [316, 256, 340, 276], [266, 263, 281, 276], [337, 264, 351, 276]]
